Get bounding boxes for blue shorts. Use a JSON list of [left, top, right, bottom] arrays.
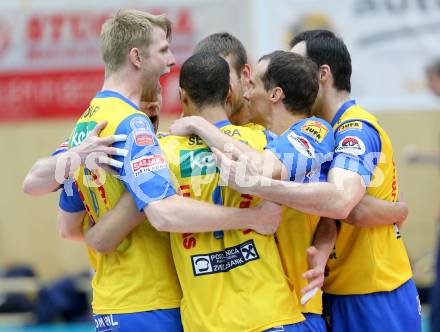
[[264, 317, 323, 332], [93, 308, 183, 332], [324, 279, 421, 332], [302, 313, 326, 332]]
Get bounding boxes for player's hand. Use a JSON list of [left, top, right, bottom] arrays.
[[69, 120, 128, 174], [301, 246, 326, 294], [169, 116, 204, 136], [211, 146, 262, 194], [251, 201, 282, 235]]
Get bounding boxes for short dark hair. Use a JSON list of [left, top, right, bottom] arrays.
[[193, 32, 247, 76], [258, 51, 319, 115], [179, 52, 230, 108], [290, 30, 352, 92]]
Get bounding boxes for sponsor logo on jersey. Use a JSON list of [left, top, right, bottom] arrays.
[[130, 117, 154, 146], [337, 121, 363, 133], [70, 121, 97, 147], [300, 120, 329, 143], [191, 240, 260, 276], [180, 148, 217, 178], [335, 136, 366, 156], [287, 132, 315, 158], [131, 154, 167, 177]]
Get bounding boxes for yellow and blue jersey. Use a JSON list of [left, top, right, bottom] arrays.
[[265, 117, 334, 315], [324, 99, 412, 295], [58, 90, 181, 314], [158, 119, 305, 332]]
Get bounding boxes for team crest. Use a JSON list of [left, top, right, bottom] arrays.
[[130, 117, 154, 146]]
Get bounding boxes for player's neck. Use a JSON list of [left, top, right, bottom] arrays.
[[321, 89, 351, 124], [269, 106, 306, 135], [101, 70, 143, 107], [197, 105, 229, 125]]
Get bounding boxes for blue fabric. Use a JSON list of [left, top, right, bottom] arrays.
[[264, 320, 320, 332], [59, 186, 85, 212], [430, 236, 440, 331], [264, 129, 278, 143], [93, 308, 182, 332], [330, 99, 357, 127], [51, 140, 69, 156], [324, 279, 422, 332], [330, 121, 381, 186], [113, 114, 176, 211], [302, 313, 326, 332], [213, 119, 231, 129], [265, 117, 334, 183]]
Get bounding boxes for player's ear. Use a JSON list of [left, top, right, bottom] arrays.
[[179, 87, 189, 106], [128, 47, 143, 69], [319, 64, 331, 84], [241, 64, 252, 87], [225, 84, 233, 106], [270, 87, 284, 103]]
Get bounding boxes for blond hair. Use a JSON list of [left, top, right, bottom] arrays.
[[100, 9, 172, 74]]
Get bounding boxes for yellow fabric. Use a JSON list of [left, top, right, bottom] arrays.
[[324, 104, 412, 295], [70, 96, 181, 314], [158, 123, 304, 332], [277, 208, 323, 314]]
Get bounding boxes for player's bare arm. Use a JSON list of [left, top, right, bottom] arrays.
[[57, 208, 86, 242], [346, 195, 408, 228], [302, 218, 337, 294], [213, 148, 365, 220], [23, 120, 128, 196], [84, 190, 281, 253]]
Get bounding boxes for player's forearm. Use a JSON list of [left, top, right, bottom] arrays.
[[145, 195, 258, 233], [85, 193, 145, 253], [58, 209, 85, 242], [191, 117, 257, 155], [253, 178, 353, 220], [346, 195, 408, 227], [23, 156, 65, 196], [312, 218, 337, 265]]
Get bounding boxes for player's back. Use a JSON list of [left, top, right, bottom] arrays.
[[159, 120, 304, 332], [68, 90, 181, 314], [324, 101, 412, 295]]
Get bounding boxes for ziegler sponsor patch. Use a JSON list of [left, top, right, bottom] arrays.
[[131, 154, 167, 177], [191, 240, 259, 276], [337, 121, 363, 133], [287, 132, 315, 158], [130, 117, 154, 146], [335, 136, 366, 156], [300, 120, 329, 143]]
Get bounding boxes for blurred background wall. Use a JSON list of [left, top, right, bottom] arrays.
[[1, 0, 439, 283]]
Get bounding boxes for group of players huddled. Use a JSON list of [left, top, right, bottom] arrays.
[[23, 9, 422, 332]]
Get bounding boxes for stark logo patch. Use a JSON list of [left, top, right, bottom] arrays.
[[335, 136, 366, 156], [130, 117, 154, 146], [191, 240, 259, 276], [300, 120, 329, 143], [131, 154, 167, 177], [287, 132, 315, 158]]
